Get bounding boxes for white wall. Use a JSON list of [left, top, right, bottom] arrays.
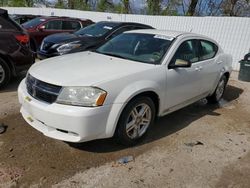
[[3, 7, 250, 70]]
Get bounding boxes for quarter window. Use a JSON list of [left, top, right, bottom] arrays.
[[199, 40, 218, 61], [170, 40, 199, 65]]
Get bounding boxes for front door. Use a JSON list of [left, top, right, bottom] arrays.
[[164, 39, 203, 110]]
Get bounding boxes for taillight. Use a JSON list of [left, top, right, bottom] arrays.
[[15, 34, 29, 45]]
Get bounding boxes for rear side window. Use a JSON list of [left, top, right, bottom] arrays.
[[44, 20, 62, 30], [199, 40, 218, 61], [62, 21, 81, 30]]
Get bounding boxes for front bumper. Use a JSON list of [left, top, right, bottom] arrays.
[[18, 79, 112, 143]]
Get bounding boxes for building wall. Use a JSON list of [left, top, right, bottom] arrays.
[[3, 7, 250, 70]]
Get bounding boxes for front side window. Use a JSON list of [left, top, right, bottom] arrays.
[[96, 33, 173, 64], [170, 40, 199, 65], [44, 20, 62, 30], [199, 40, 218, 61]]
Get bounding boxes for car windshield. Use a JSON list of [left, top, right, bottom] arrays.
[[22, 17, 45, 28], [95, 33, 174, 64], [75, 22, 119, 37]]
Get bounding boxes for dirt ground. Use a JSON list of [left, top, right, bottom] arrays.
[[0, 72, 250, 188]]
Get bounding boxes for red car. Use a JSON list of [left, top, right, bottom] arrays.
[[22, 16, 93, 52]]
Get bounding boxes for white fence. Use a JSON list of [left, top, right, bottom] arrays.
[[3, 7, 250, 70]]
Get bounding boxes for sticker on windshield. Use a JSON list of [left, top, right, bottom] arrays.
[[154, 35, 174, 41], [103, 26, 113, 30], [39, 19, 46, 22]]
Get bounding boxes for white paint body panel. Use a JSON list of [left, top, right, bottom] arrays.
[[18, 30, 232, 142]]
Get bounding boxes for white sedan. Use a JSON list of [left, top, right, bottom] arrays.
[[18, 29, 232, 145]]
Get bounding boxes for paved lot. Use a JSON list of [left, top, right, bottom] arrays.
[[0, 72, 250, 188]]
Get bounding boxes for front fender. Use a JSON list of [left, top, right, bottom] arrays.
[[104, 80, 163, 137]]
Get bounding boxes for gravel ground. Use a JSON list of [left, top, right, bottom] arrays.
[[0, 72, 250, 188]]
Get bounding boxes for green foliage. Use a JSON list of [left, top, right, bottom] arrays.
[[147, 0, 161, 15], [97, 0, 113, 12]]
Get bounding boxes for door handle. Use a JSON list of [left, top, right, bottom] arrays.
[[195, 66, 202, 71], [195, 67, 200, 71], [217, 61, 223, 64]]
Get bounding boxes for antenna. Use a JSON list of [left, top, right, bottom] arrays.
[[189, 28, 193, 32]]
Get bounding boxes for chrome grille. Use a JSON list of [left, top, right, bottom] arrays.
[[26, 74, 62, 104]]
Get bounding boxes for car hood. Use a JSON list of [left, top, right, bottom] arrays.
[[29, 51, 155, 86], [44, 33, 79, 43], [44, 33, 99, 44]]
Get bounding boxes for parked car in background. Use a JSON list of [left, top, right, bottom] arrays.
[[10, 14, 40, 24], [18, 29, 232, 145], [0, 9, 34, 88], [38, 21, 153, 59], [22, 16, 93, 52]]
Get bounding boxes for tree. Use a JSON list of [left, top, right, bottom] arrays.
[[122, 0, 130, 13], [186, 0, 198, 15], [147, 0, 162, 15], [97, 0, 114, 12]]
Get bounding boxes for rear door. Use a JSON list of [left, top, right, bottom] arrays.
[[196, 39, 221, 94]]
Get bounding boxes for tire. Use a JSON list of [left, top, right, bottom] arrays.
[[0, 58, 11, 89], [207, 75, 228, 104], [116, 96, 156, 146]]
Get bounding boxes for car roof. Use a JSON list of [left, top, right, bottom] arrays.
[[36, 16, 82, 21], [98, 21, 153, 28], [126, 29, 213, 40]]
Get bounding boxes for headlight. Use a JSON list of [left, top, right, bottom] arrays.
[[56, 87, 107, 107], [56, 41, 81, 54]]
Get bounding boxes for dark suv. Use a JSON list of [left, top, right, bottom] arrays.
[[38, 21, 153, 59], [22, 16, 93, 52], [0, 9, 34, 88]]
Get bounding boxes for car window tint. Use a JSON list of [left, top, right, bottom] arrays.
[[199, 40, 218, 60], [74, 22, 119, 37], [23, 17, 45, 28], [109, 26, 134, 39], [171, 40, 199, 64], [44, 20, 62, 30], [62, 21, 81, 30]]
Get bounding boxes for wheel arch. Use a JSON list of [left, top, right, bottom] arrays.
[[0, 53, 16, 76], [104, 81, 162, 138]]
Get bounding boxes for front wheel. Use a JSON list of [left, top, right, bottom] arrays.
[[116, 97, 156, 146], [207, 75, 228, 103]]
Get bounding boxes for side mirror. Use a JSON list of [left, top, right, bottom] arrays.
[[38, 25, 45, 31], [169, 59, 192, 69]]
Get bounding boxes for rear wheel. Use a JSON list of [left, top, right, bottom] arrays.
[[0, 58, 11, 88], [116, 97, 155, 146], [207, 75, 227, 103]]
